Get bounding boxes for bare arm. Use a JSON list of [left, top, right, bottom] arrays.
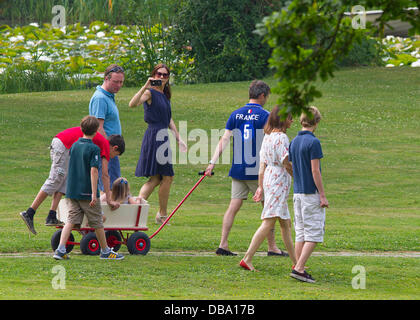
[[169, 118, 187, 152], [101, 158, 120, 210], [97, 119, 107, 138], [311, 159, 329, 208], [253, 161, 266, 202], [205, 129, 232, 176], [129, 79, 153, 108], [90, 167, 99, 207], [283, 155, 293, 177]]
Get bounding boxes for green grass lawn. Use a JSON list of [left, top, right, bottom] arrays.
[[0, 67, 419, 300]]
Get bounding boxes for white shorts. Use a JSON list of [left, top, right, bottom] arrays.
[[41, 138, 70, 195], [293, 193, 326, 243]]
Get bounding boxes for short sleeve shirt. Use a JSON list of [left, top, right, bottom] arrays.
[[66, 138, 101, 200], [89, 86, 122, 136], [225, 103, 269, 180], [289, 130, 323, 194], [55, 127, 110, 161]]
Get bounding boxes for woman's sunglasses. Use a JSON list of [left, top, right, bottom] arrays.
[[155, 71, 170, 78]]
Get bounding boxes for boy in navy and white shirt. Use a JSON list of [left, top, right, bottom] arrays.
[[205, 80, 286, 257]]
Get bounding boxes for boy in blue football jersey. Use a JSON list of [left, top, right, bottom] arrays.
[[289, 106, 328, 283], [205, 80, 288, 257]]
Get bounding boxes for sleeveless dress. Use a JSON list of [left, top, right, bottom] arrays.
[[259, 132, 291, 220], [135, 89, 174, 177]]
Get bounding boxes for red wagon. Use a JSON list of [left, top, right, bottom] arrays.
[[50, 199, 151, 255]]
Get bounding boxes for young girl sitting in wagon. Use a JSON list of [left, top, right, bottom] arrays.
[[101, 177, 143, 205]]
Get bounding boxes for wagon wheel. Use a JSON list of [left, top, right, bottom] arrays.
[[127, 232, 150, 255], [80, 232, 100, 255], [51, 229, 74, 253], [105, 230, 122, 252]]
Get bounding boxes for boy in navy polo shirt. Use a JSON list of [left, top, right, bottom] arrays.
[[53, 116, 124, 260], [289, 106, 328, 283], [205, 80, 287, 257]]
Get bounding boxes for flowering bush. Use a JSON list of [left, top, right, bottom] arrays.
[[381, 35, 420, 67], [0, 21, 195, 93]]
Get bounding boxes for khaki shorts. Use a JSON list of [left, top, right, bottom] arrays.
[[41, 138, 69, 195], [231, 178, 262, 200], [293, 193, 326, 243], [66, 198, 103, 229]]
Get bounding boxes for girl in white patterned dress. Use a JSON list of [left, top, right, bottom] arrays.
[[239, 107, 297, 271]]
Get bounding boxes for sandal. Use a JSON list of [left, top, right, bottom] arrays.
[[155, 213, 170, 225]]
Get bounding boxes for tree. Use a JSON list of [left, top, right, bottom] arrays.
[[173, 0, 286, 83], [256, 0, 420, 117]]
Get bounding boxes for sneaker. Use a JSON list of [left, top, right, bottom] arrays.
[[45, 216, 64, 226], [100, 249, 124, 260], [290, 269, 316, 283], [19, 211, 37, 235], [53, 249, 70, 260], [215, 248, 237, 256]]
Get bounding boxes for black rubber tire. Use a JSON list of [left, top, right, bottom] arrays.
[[105, 230, 122, 252], [127, 232, 151, 255], [51, 229, 74, 253], [80, 232, 101, 255]]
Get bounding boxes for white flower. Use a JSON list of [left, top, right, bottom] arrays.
[[114, 30, 123, 34], [411, 60, 420, 67], [96, 31, 106, 38], [88, 40, 98, 45], [39, 55, 52, 62], [29, 22, 39, 27], [385, 64, 395, 68]]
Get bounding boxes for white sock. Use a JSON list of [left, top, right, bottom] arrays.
[[101, 246, 111, 254], [58, 244, 66, 253]]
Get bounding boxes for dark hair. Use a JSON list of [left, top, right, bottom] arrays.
[[108, 134, 125, 155], [151, 63, 171, 100], [264, 106, 291, 134], [104, 64, 124, 80], [249, 80, 270, 99], [80, 115, 99, 136]]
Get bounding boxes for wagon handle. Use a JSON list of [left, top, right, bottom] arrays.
[[198, 171, 214, 176], [149, 173, 210, 239]]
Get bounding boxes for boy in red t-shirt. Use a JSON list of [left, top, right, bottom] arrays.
[[19, 121, 125, 235]]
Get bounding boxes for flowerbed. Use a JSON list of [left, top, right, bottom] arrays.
[[0, 21, 194, 93], [382, 35, 420, 67]]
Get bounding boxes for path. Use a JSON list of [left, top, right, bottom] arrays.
[[0, 251, 418, 258]]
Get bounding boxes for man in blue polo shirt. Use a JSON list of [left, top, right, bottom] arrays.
[[205, 80, 288, 257], [89, 64, 124, 187]]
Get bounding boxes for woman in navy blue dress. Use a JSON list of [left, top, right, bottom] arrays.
[[129, 64, 187, 224]]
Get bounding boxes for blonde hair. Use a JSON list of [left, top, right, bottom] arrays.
[[300, 106, 322, 128], [111, 177, 130, 203]]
